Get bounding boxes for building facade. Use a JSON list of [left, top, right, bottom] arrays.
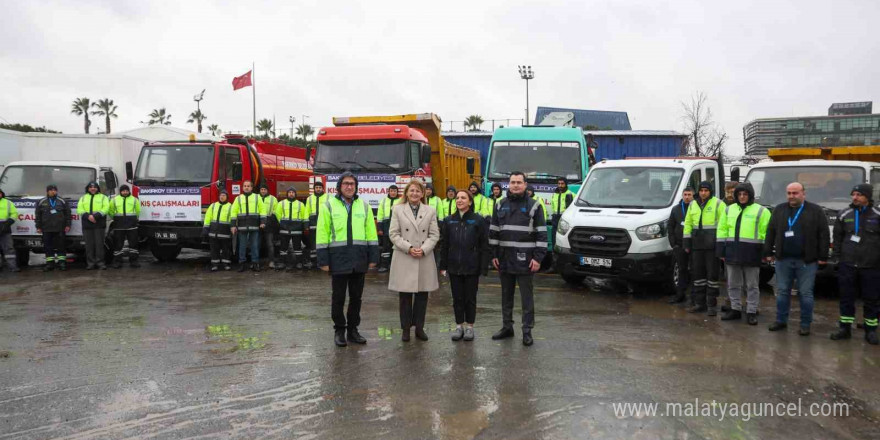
[[743, 102, 880, 156]]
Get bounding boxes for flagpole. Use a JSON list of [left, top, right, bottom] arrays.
[[252, 62, 256, 138]]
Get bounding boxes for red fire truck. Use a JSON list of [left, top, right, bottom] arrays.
[[127, 134, 313, 261]]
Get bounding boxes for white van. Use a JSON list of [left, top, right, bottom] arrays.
[[554, 158, 722, 286]]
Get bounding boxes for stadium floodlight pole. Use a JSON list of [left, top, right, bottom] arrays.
[[518, 65, 534, 125], [193, 89, 205, 113], [289, 116, 296, 138]]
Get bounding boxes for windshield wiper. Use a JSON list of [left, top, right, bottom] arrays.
[[368, 161, 397, 171], [340, 160, 369, 170], [315, 160, 343, 171]]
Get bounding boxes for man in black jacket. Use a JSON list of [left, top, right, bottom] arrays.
[[764, 182, 828, 336], [489, 172, 547, 346], [35, 184, 71, 271], [667, 187, 694, 304], [830, 183, 880, 345]]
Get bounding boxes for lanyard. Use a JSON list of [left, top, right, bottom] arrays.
[[680, 201, 686, 217], [49, 198, 57, 209], [855, 207, 864, 236], [787, 204, 804, 231]]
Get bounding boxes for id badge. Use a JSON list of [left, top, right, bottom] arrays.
[[851, 235, 862, 243], [784, 231, 794, 238], [50, 209, 57, 214]]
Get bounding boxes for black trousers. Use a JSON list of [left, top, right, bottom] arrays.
[[112, 228, 139, 262], [42, 231, 65, 264], [690, 249, 719, 305], [209, 237, 232, 265], [450, 274, 479, 324], [307, 227, 317, 264], [500, 273, 535, 331], [399, 292, 429, 330], [262, 231, 277, 264], [83, 228, 105, 267], [673, 246, 690, 290], [280, 232, 304, 266], [838, 263, 880, 328], [331, 272, 366, 331], [379, 221, 392, 268]]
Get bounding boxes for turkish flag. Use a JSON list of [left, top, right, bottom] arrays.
[[232, 71, 252, 91]]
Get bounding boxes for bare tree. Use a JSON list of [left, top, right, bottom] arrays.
[[680, 91, 727, 159]]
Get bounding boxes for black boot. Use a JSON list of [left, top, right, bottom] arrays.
[[668, 289, 686, 304], [401, 328, 411, 342], [707, 296, 718, 317], [252, 263, 260, 272], [492, 327, 515, 340], [687, 296, 707, 313], [334, 330, 347, 347], [415, 328, 429, 341], [866, 328, 879, 345], [721, 310, 742, 321], [746, 313, 758, 325], [237, 264, 247, 272], [830, 323, 852, 341], [522, 331, 534, 346], [112, 258, 122, 269], [210, 265, 219, 272], [348, 328, 367, 344]]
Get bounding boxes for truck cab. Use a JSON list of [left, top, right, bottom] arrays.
[[1, 160, 118, 267], [554, 158, 721, 286], [130, 135, 312, 261]]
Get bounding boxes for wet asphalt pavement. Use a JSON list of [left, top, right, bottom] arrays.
[[1, 252, 879, 439]]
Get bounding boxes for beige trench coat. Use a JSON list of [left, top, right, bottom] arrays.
[[388, 202, 440, 293]]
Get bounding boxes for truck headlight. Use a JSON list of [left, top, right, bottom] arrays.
[[557, 218, 571, 236], [635, 221, 667, 241]]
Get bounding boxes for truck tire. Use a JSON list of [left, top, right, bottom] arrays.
[[759, 267, 775, 286], [15, 248, 30, 268], [561, 273, 586, 285], [151, 243, 181, 262]]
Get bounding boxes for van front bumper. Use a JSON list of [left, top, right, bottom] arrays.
[[555, 245, 673, 282]]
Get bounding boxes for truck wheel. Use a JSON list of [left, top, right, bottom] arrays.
[[151, 244, 181, 262], [759, 267, 775, 286], [561, 273, 586, 285], [15, 248, 30, 268]]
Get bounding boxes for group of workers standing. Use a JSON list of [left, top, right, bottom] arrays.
[[669, 179, 879, 345], [317, 171, 571, 348]]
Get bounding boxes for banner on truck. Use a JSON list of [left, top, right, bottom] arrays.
[[325, 173, 433, 209], [10, 198, 82, 237], [138, 187, 202, 221]]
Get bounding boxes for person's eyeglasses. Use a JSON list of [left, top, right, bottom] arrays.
[[341, 182, 356, 186]]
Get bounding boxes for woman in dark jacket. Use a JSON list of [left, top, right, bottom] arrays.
[[439, 190, 490, 341]]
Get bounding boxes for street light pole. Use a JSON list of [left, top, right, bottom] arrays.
[[289, 116, 295, 138], [518, 65, 534, 125]]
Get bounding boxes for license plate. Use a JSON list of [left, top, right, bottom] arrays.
[[154, 232, 177, 240], [25, 239, 41, 248], [580, 257, 612, 267]]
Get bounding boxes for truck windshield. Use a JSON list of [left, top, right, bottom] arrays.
[[315, 140, 407, 173], [134, 146, 214, 185], [747, 166, 865, 210], [488, 141, 581, 181], [578, 167, 684, 209], [0, 165, 96, 198]]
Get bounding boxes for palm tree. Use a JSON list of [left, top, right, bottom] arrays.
[[465, 114, 485, 132], [148, 108, 172, 125], [70, 97, 92, 134], [256, 118, 274, 137], [207, 124, 221, 136], [187, 109, 207, 133], [90, 99, 118, 134], [295, 123, 315, 141]]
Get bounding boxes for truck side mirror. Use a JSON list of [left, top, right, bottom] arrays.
[[466, 157, 475, 175], [104, 171, 118, 194], [421, 144, 432, 164], [731, 167, 740, 182], [125, 161, 133, 182], [232, 162, 243, 181]]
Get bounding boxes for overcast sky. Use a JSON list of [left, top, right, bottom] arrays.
[[1, 0, 878, 155]]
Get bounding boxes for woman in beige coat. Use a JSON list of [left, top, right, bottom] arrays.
[[388, 179, 440, 342]]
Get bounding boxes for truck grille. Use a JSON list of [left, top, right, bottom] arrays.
[[568, 227, 631, 257]]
